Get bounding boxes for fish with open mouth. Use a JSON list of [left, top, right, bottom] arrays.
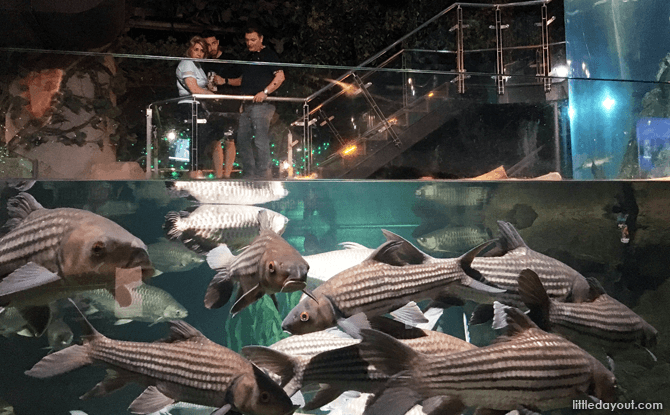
[[467, 221, 592, 325], [25, 302, 297, 415], [508, 269, 658, 355], [0, 193, 154, 336], [354, 307, 617, 415], [204, 227, 311, 316], [282, 230, 503, 335]]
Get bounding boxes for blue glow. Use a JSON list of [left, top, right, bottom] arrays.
[[568, 106, 575, 119], [602, 96, 616, 111]]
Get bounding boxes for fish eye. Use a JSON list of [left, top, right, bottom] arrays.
[[260, 391, 270, 403], [91, 241, 106, 256], [268, 261, 275, 273], [300, 311, 309, 322]]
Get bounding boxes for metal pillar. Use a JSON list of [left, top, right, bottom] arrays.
[[318, 109, 344, 145], [539, 4, 553, 92], [492, 7, 508, 96], [449, 6, 468, 94], [303, 102, 311, 175], [190, 99, 199, 171], [145, 106, 153, 179], [353, 73, 402, 148]]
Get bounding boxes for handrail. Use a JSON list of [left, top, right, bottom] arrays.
[[149, 94, 306, 107], [303, 0, 552, 103]]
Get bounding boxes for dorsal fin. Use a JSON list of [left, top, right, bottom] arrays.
[[504, 307, 539, 337], [496, 221, 528, 251], [586, 277, 607, 298], [1, 192, 44, 234], [458, 239, 497, 277], [67, 298, 102, 342], [371, 230, 429, 266], [163, 320, 206, 342]]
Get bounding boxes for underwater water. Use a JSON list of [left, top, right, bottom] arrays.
[[0, 180, 668, 415]]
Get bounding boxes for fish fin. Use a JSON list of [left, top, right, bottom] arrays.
[[152, 269, 163, 277], [339, 241, 368, 250], [337, 312, 371, 339], [1, 192, 44, 234], [458, 240, 497, 281], [290, 390, 305, 407], [204, 271, 235, 309], [270, 294, 280, 311], [163, 211, 189, 241], [25, 344, 92, 378], [418, 307, 443, 330], [357, 328, 419, 375], [469, 304, 494, 325], [376, 230, 431, 265], [206, 245, 235, 270], [586, 277, 607, 298], [491, 301, 512, 330], [211, 404, 233, 415], [67, 298, 102, 342], [369, 316, 426, 340], [80, 369, 136, 399], [421, 396, 466, 415], [0, 262, 62, 301], [517, 269, 552, 330], [302, 385, 346, 411], [389, 301, 428, 326], [496, 221, 528, 251], [17, 328, 35, 337], [364, 372, 422, 415], [114, 319, 133, 325], [128, 386, 175, 414], [241, 347, 301, 394], [230, 284, 265, 316], [163, 320, 206, 343], [18, 305, 52, 337], [496, 306, 539, 342], [257, 209, 273, 232]]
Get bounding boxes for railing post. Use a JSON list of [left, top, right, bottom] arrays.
[[190, 99, 199, 171], [303, 102, 311, 176], [539, 3, 552, 92], [145, 105, 153, 179], [450, 5, 468, 94], [353, 73, 402, 148], [492, 6, 508, 96]]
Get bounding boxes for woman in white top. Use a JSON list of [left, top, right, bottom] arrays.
[[175, 36, 222, 178]]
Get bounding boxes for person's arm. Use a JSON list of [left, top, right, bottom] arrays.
[[185, 77, 213, 94], [227, 77, 242, 87], [253, 70, 285, 102]]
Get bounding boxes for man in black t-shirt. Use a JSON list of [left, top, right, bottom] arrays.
[[227, 24, 285, 179], [201, 30, 241, 178]]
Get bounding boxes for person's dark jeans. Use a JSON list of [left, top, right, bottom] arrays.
[[237, 102, 275, 178]]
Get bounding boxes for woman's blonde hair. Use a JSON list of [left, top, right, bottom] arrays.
[[185, 36, 208, 58]]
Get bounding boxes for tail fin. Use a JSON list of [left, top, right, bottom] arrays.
[[25, 344, 93, 378]]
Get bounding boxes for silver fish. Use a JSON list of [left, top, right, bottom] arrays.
[[46, 317, 74, 352], [166, 181, 289, 205], [415, 225, 492, 254], [415, 184, 489, 207], [164, 206, 288, 253], [468, 221, 592, 325], [355, 308, 617, 415], [0, 306, 31, 337], [514, 269, 657, 354], [0, 193, 154, 336], [303, 242, 374, 290], [282, 231, 502, 335], [76, 283, 188, 326], [244, 314, 475, 411], [205, 229, 310, 316], [25, 304, 297, 415], [147, 237, 205, 274]]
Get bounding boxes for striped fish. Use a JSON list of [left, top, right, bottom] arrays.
[[355, 308, 617, 415], [166, 181, 289, 205], [163, 206, 288, 253], [0, 192, 153, 336], [25, 304, 297, 415], [204, 229, 310, 316], [282, 230, 503, 335], [468, 221, 592, 325], [514, 269, 657, 354], [243, 315, 475, 411]]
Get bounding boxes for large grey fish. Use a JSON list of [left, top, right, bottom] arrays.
[[166, 181, 289, 205], [147, 237, 205, 274], [511, 269, 657, 354], [303, 242, 374, 290], [355, 308, 617, 415], [282, 231, 503, 335], [414, 184, 489, 207], [164, 206, 288, 253], [76, 283, 188, 326], [415, 225, 492, 254], [25, 304, 297, 415], [467, 221, 592, 324], [244, 314, 475, 411], [0, 193, 154, 336], [204, 229, 310, 316]]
